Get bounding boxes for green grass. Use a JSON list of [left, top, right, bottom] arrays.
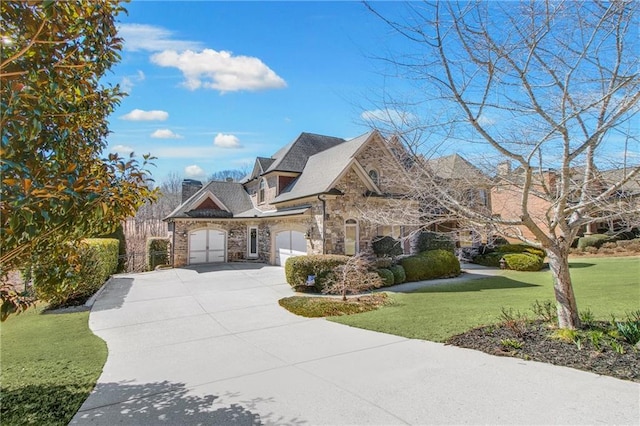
[[330, 257, 640, 342], [0, 305, 107, 425]]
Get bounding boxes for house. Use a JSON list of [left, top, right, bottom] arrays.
[[490, 163, 640, 242], [422, 154, 492, 246], [165, 131, 417, 266]]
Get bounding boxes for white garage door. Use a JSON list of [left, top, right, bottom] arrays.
[[189, 229, 226, 264], [275, 230, 307, 266]]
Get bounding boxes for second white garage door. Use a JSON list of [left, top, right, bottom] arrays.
[[274, 230, 307, 266], [189, 229, 226, 264]]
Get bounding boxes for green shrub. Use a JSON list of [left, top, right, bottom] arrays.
[[577, 234, 614, 249], [146, 238, 170, 270], [372, 236, 403, 257], [400, 250, 460, 282], [389, 264, 406, 284], [503, 253, 544, 271], [285, 255, 350, 291], [495, 244, 545, 259], [377, 268, 395, 287], [472, 252, 503, 267], [415, 232, 455, 254], [34, 238, 119, 307], [98, 223, 127, 272]]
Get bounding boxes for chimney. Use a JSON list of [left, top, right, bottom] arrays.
[[226, 177, 234, 182], [497, 161, 511, 177], [181, 179, 202, 203]]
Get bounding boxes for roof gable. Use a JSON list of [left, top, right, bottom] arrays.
[[265, 132, 346, 173], [273, 131, 380, 203], [165, 180, 254, 220]]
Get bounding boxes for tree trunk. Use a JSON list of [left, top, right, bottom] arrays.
[[546, 247, 581, 329]]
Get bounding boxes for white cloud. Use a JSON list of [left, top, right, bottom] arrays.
[[121, 109, 169, 121], [118, 23, 202, 52], [361, 109, 416, 124], [477, 115, 496, 126], [111, 144, 135, 155], [214, 133, 241, 148], [119, 70, 146, 94], [151, 49, 287, 93], [184, 164, 206, 179], [151, 129, 183, 139]]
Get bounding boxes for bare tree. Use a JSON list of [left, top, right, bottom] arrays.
[[208, 168, 248, 183], [365, 1, 640, 329], [323, 252, 383, 301]]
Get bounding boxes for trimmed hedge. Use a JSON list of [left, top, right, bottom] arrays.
[[577, 234, 615, 249], [414, 232, 456, 254], [400, 249, 461, 282], [34, 238, 119, 307], [494, 244, 545, 259], [285, 255, 350, 291], [503, 253, 544, 271], [377, 268, 395, 287], [372, 236, 403, 257], [389, 264, 406, 284], [146, 237, 170, 270], [472, 252, 503, 267]]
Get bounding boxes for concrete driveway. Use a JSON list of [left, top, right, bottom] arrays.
[[72, 264, 639, 425]]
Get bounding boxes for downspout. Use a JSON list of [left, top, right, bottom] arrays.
[[318, 195, 326, 254]]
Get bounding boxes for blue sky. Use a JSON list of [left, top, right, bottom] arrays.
[[105, 1, 638, 184], [106, 1, 407, 183]]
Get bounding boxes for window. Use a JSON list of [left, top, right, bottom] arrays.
[[368, 169, 379, 186], [258, 179, 266, 204], [479, 189, 489, 207], [344, 219, 359, 255]]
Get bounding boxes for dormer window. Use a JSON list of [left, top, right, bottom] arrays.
[[368, 169, 379, 186], [258, 178, 266, 204]]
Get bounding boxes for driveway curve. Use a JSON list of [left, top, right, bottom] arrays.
[[72, 263, 639, 425]]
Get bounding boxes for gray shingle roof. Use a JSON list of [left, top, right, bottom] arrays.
[[165, 180, 254, 219], [426, 154, 488, 182], [265, 132, 346, 173], [273, 132, 373, 203]]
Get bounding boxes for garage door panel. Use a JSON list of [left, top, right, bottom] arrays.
[[275, 230, 306, 266], [189, 229, 226, 264]]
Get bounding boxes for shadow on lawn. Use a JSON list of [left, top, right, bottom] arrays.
[[568, 262, 596, 269], [414, 277, 540, 293]]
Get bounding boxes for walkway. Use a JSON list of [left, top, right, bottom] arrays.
[[71, 263, 639, 425]]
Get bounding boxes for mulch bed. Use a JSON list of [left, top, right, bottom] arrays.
[[447, 321, 640, 382]]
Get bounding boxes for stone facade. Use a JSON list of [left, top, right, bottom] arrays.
[[168, 131, 418, 266]]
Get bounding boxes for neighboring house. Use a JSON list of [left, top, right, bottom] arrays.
[[490, 164, 640, 242], [423, 154, 492, 246], [165, 131, 417, 266]]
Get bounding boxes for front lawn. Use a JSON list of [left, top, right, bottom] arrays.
[[0, 305, 107, 425], [330, 257, 640, 342]]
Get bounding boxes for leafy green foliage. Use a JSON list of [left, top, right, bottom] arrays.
[[389, 264, 406, 284], [146, 237, 169, 271], [99, 223, 127, 272], [400, 250, 461, 282], [377, 268, 395, 287], [613, 311, 640, 345], [284, 255, 350, 290], [0, 1, 157, 319], [502, 253, 544, 272], [531, 299, 557, 323], [473, 244, 545, 271], [495, 244, 545, 259], [577, 234, 616, 249], [371, 236, 403, 257], [414, 232, 455, 253], [33, 238, 118, 307]]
